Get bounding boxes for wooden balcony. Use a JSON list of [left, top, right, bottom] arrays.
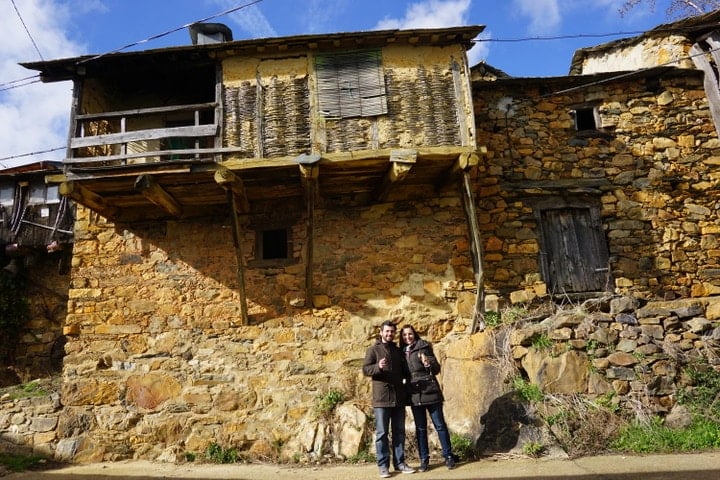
[[57, 97, 481, 224]]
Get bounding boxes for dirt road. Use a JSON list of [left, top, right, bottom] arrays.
[[3, 451, 720, 480]]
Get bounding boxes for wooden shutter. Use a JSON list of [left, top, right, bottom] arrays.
[[539, 207, 611, 293], [315, 50, 387, 118]]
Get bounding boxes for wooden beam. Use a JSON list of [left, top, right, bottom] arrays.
[[134, 174, 183, 218], [214, 166, 250, 213], [435, 150, 481, 191], [691, 36, 720, 138], [461, 171, 485, 333], [374, 149, 416, 201], [59, 181, 119, 220], [298, 154, 320, 307], [58, 182, 119, 220], [227, 190, 249, 325]]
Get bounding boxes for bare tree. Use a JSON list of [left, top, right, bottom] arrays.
[[620, 0, 720, 18]]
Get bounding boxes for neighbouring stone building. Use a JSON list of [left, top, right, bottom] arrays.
[[0, 162, 73, 383], [1, 16, 719, 465]]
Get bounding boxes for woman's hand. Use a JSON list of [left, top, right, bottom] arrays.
[[419, 353, 430, 367]]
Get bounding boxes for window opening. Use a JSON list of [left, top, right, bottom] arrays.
[[315, 49, 387, 119], [0, 184, 14, 207], [260, 228, 288, 260], [29, 184, 46, 205], [573, 107, 598, 131]]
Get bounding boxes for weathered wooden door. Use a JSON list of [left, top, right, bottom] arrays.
[[539, 207, 611, 293]]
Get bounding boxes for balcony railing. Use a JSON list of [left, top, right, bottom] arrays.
[[67, 102, 219, 169]]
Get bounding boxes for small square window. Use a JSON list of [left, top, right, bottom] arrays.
[[260, 228, 288, 260], [573, 107, 598, 131]]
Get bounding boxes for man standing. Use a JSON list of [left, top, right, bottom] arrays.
[[363, 320, 416, 478]]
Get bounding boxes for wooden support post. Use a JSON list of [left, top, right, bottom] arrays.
[[461, 171, 486, 333], [298, 154, 321, 307], [59, 181, 119, 220], [227, 190, 249, 325], [375, 149, 416, 201], [214, 166, 250, 213], [134, 174, 183, 218]]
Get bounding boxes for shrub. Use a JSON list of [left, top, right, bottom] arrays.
[[316, 389, 344, 417], [513, 376, 543, 402], [450, 433, 476, 460], [204, 443, 240, 463]]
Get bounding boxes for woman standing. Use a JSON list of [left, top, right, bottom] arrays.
[[400, 325, 456, 472]]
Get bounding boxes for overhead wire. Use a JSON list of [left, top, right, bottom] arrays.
[[1, 0, 265, 164], [11, 0, 44, 61], [77, 0, 264, 64]]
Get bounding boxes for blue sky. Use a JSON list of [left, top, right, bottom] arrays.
[[0, 0, 675, 167]]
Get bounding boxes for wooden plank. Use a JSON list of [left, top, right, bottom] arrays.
[[451, 58, 473, 147], [59, 181, 119, 219], [214, 166, 250, 213], [134, 174, 183, 218], [691, 41, 720, 138], [227, 190, 249, 325], [74, 102, 216, 121], [303, 167, 317, 307], [70, 124, 218, 149], [461, 171, 485, 333]]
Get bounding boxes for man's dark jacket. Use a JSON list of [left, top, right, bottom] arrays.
[[362, 339, 408, 407]]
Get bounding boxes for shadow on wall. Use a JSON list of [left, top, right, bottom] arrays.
[[477, 391, 532, 454]]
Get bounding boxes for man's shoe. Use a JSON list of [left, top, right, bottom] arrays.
[[418, 459, 429, 472], [379, 466, 391, 478], [396, 463, 416, 474], [445, 455, 456, 470]]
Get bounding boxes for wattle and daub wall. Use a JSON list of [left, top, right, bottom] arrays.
[[2, 67, 720, 462]]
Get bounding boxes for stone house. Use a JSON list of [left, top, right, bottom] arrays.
[[3, 19, 719, 463], [17, 25, 489, 461]]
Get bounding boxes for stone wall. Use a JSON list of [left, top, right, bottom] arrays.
[[3, 67, 720, 465], [473, 68, 720, 303], [5, 195, 475, 462], [1, 251, 69, 384]]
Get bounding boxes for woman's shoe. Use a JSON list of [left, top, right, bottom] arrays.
[[418, 459, 429, 472], [445, 455, 456, 470]]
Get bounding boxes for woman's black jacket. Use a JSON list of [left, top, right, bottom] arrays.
[[404, 338, 444, 406]]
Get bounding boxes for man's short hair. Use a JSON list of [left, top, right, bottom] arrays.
[[380, 320, 396, 330]]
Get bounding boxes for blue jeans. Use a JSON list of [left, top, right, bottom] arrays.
[[374, 406, 407, 468], [411, 403, 453, 460]]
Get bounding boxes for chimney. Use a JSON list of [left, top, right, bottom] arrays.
[[189, 23, 233, 45]]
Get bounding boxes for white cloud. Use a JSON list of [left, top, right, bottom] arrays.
[[375, 0, 472, 29], [0, 0, 84, 168], [373, 1, 486, 67], [513, 0, 562, 34], [213, 0, 277, 39]]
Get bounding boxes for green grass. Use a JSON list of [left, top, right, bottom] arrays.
[[513, 376, 544, 402], [530, 333, 552, 350], [0, 453, 46, 472], [611, 416, 720, 453], [0, 378, 58, 401]]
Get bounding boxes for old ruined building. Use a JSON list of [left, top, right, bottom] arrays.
[[0, 162, 73, 382], [1, 16, 719, 463]]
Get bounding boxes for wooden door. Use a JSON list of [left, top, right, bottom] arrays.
[[539, 207, 611, 293]]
